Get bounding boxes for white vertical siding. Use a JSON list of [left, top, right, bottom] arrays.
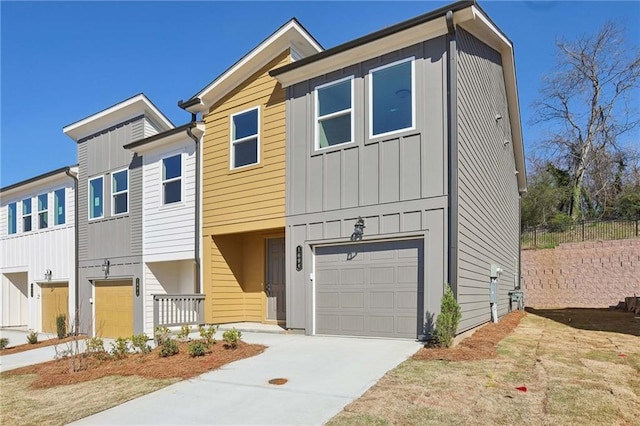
[[142, 138, 196, 262], [0, 174, 77, 331]]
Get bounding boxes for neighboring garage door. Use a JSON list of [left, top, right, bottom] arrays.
[[315, 239, 423, 338], [41, 282, 69, 333], [95, 280, 133, 338]]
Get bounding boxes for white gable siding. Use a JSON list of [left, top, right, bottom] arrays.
[[0, 175, 76, 331], [142, 138, 196, 262]]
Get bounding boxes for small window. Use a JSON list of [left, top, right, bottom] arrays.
[[162, 154, 182, 204], [22, 198, 32, 232], [230, 107, 259, 169], [7, 202, 17, 235], [54, 188, 65, 225], [315, 77, 353, 150], [89, 176, 104, 219], [38, 193, 48, 229], [112, 169, 128, 215], [370, 58, 415, 138]]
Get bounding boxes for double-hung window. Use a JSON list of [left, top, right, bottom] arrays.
[[315, 76, 353, 150], [54, 188, 65, 225], [22, 198, 32, 232], [7, 202, 17, 235], [38, 193, 48, 229], [162, 154, 182, 204], [230, 107, 259, 169], [369, 57, 415, 138], [112, 169, 128, 215], [89, 176, 104, 219]]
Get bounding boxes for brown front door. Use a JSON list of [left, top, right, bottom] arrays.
[[266, 238, 286, 322], [41, 282, 69, 334]]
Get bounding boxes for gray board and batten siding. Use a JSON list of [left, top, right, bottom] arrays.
[[454, 28, 520, 332], [76, 116, 162, 336], [285, 37, 449, 339]]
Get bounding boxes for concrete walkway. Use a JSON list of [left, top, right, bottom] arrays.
[[72, 332, 421, 425]]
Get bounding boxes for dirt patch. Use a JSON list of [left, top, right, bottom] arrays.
[[5, 341, 266, 389], [413, 310, 526, 361], [0, 336, 84, 356]]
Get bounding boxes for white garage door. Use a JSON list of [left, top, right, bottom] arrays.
[[315, 239, 423, 338]]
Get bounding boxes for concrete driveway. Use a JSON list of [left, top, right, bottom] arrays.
[[73, 332, 421, 425]]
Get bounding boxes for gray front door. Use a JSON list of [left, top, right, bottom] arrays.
[[315, 239, 423, 338], [266, 238, 286, 321]]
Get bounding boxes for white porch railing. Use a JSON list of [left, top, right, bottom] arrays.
[[153, 294, 205, 330]]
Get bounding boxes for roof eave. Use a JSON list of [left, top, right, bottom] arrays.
[[0, 165, 78, 195]]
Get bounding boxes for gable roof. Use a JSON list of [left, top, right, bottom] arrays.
[[123, 121, 205, 153], [63, 93, 174, 142], [178, 18, 323, 114]]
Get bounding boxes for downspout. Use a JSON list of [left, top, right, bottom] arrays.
[[186, 115, 201, 294], [445, 10, 459, 299], [65, 167, 79, 335]]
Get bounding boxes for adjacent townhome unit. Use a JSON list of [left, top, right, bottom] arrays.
[[271, 0, 527, 338], [178, 19, 322, 325], [0, 165, 78, 333], [63, 94, 174, 338], [124, 121, 205, 335]]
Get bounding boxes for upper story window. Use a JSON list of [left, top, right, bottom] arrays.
[[315, 76, 353, 150], [54, 188, 65, 225], [369, 57, 415, 138], [89, 176, 104, 220], [22, 198, 32, 232], [112, 169, 128, 215], [162, 154, 182, 205], [230, 106, 259, 169], [38, 193, 48, 229], [7, 202, 17, 235]]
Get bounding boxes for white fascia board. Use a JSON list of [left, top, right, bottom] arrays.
[[0, 171, 73, 198], [189, 20, 322, 114], [63, 94, 174, 141], [273, 17, 449, 88], [128, 123, 205, 155], [459, 6, 527, 193]]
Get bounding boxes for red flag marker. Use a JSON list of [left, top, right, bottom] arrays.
[[618, 354, 627, 357], [515, 386, 527, 392]]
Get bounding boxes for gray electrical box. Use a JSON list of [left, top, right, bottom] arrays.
[[489, 278, 498, 304]]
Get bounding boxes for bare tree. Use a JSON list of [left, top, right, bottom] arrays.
[[533, 21, 640, 219]]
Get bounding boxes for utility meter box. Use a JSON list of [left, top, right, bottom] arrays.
[[489, 278, 498, 304], [490, 263, 502, 278]]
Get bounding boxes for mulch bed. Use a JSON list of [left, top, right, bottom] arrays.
[[0, 336, 83, 356], [413, 310, 526, 362], [5, 341, 266, 389]]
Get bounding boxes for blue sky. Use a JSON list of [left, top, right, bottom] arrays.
[[1, 1, 639, 187]]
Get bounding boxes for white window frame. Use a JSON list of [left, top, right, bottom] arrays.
[[368, 56, 416, 139], [54, 188, 65, 226], [88, 175, 104, 220], [7, 202, 17, 235], [37, 193, 48, 229], [161, 153, 183, 206], [111, 168, 129, 216], [314, 75, 354, 151], [22, 198, 32, 233], [229, 106, 260, 170]]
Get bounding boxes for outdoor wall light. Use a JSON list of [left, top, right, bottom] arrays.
[[102, 259, 110, 278], [44, 269, 52, 282], [353, 216, 366, 240]]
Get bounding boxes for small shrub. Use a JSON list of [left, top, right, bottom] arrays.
[[434, 283, 462, 348], [26, 331, 38, 345], [222, 328, 242, 349], [0, 337, 9, 349], [159, 339, 179, 358], [86, 336, 105, 353], [177, 325, 192, 341], [130, 333, 151, 354], [198, 324, 217, 347], [548, 212, 573, 232], [154, 326, 171, 345], [56, 314, 67, 339], [188, 340, 207, 357], [110, 337, 130, 359]]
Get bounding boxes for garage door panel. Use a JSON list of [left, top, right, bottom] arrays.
[[95, 280, 133, 339], [315, 239, 422, 338]]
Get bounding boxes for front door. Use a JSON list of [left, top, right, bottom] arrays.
[[266, 238, 286, 322]]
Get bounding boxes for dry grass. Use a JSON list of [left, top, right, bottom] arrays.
[[329, 309, 640, 426]]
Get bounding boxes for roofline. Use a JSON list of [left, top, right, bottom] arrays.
[[1, 165, 78, 194], [178, 18, 323, 113], [123, 122, 198, 150], [270, 0, 475, 77]]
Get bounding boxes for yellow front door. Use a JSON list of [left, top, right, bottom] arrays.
[[41, 282, 69, 334], [94, 280, 133, 338]]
